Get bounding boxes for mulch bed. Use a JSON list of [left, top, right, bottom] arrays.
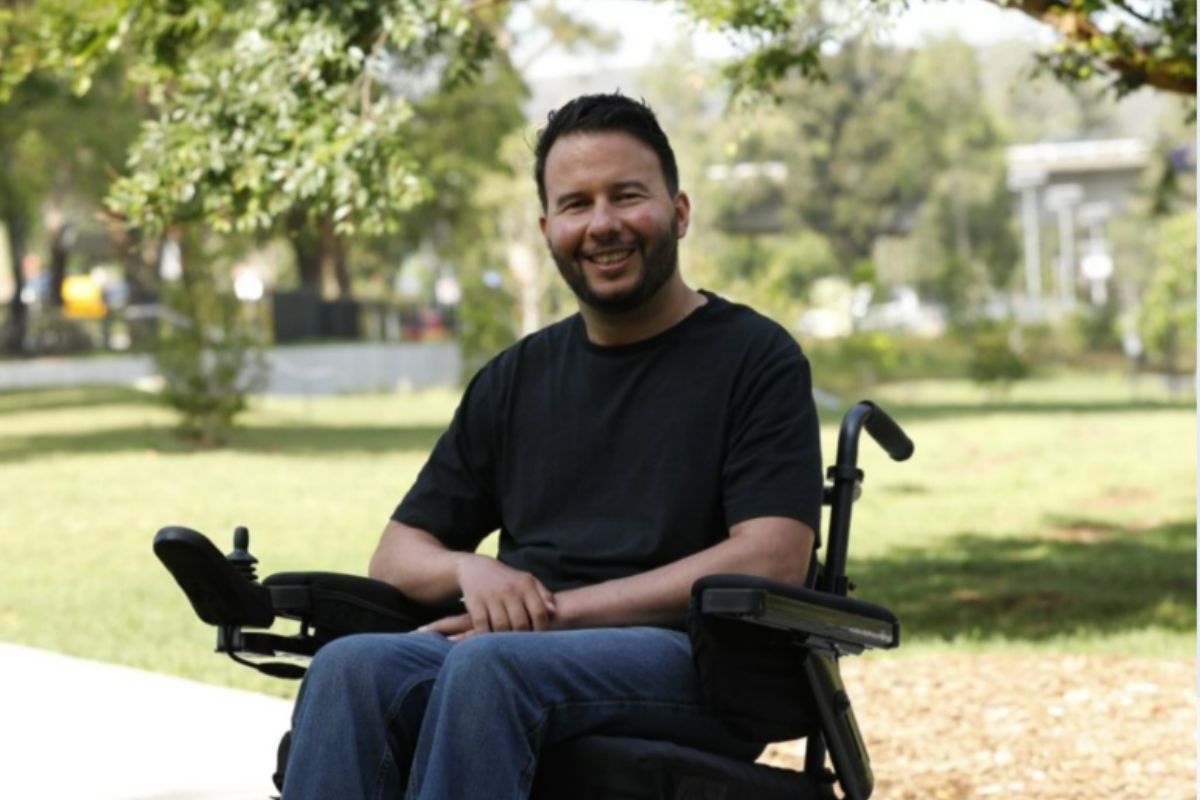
[[761, 654, 1197, 799]]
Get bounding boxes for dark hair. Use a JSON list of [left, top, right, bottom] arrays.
[[533, 93, 679, 210]]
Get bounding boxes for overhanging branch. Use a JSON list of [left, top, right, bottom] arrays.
[[979, 0, 1196, 95]]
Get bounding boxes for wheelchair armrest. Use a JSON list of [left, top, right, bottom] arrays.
[[262, 571, 463, 634], [691, 574, 895, 800], [693, 574, 899, 655]]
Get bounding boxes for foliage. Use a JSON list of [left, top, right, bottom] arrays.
[[1002, 0, 1197, 96], [699, 38, 949, 271], [456, 274, 519, 379], [1137, 210, 1197, 375], [3, 0, 507, 238], [804, 332, 971, 394], [0, 57, 144, 353], [689, 230, 839, 325], [154, 248, 266, 447], [674, 0, 1196, 97], [965, 321, 1032, 390], [905, 39, 1020, 315], [1067, 300, 1122, 354]]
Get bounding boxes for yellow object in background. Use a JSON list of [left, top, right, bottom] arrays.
[[62, 275, 107, 320]]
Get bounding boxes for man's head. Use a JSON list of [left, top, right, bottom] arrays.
[[534, 94, 679, 212], [536, 94, 690, 315]]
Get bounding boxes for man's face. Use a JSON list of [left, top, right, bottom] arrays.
[[539, 131, 690, 314]]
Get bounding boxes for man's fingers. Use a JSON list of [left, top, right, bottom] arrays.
[[418, 613, 474, 635], [537, 584, 557, 613], [526, 595, 552, 631], [488, 602, 513, 632]]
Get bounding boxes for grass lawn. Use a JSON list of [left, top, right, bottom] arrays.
[[0, 372, 1193, 697]]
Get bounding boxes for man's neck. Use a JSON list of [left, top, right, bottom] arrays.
[[579, 278, 707, 347]]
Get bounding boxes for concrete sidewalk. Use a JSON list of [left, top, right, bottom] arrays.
[[0, 642, 293, 800], [0, 340, 461, 395]]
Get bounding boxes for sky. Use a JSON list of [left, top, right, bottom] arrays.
[[510, 0, 1052, 81]]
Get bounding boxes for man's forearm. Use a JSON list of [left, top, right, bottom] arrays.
[[368, 520, 471, 604], [556, 516, 813, 629]]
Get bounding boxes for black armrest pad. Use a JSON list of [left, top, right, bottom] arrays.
[[264, 571, 464, 639], [692, 574, 899, 652]]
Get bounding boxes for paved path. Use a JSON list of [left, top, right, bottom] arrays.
[[0, 341, 461, 395], [0, 642, 293, 800]]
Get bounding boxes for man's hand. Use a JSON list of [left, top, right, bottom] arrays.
[[420, 555, 557, 640]]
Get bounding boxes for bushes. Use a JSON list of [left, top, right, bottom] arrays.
[[804, 332, 970, 394], [154, 269, 266, 447], [965, 323, 1031, 391]]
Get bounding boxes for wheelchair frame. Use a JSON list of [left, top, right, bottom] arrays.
[[154, 400, 913, 799]]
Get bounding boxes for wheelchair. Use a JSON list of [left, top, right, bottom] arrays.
[[154, 400, 913, 799]]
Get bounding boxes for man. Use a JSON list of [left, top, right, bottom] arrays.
[[282, 93, 823, 800]]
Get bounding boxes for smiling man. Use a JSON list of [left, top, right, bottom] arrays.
[[281, 93, 824, 800]]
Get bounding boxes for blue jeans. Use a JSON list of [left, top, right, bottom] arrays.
[[281, 627, 761, 800]]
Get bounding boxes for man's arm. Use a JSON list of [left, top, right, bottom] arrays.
[[554, 516, 813, 629], [369, 520, 557, 632], [419, 515, 814, 638]]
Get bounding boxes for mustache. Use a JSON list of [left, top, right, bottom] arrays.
[[577, 238, 641, 258]]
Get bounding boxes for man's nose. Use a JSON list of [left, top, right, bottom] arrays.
[[586, 200, 620, 240]]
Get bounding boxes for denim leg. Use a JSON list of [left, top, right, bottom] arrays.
[[281, 632, 454, 800], [405, 627, 758, 800]]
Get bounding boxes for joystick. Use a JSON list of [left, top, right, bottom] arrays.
[[226, 525, 259, 582]]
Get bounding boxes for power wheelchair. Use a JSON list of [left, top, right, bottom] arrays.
[[154, 400, 913, 799]]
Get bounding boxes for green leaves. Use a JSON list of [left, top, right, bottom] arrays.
[[674, 0, 1196, 98], [6, 0, 500, 236]]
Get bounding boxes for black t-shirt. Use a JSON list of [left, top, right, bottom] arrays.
[[392, 291, 823, 592]]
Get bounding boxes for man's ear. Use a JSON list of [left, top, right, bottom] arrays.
[[674, 191, 691, 239], [538, 214, 547, 237]]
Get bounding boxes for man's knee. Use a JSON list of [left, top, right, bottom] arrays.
[[305, 632, 444, 695], [438, 634, 543, 695]]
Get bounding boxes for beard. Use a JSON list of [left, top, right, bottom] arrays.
[[549, 217, 679, 314]]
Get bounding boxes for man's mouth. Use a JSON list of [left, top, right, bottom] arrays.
[[582, 248, 636, 267]]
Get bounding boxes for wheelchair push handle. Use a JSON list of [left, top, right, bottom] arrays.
[[861, 401, 914, 462], [834, 401, 914, 470]]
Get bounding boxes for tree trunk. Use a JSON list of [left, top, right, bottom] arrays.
[[47, 221, 73, 308], [0, 142, 28, 355], [103, 212, 162, 350], [286, 209, 323, 294], [323, 216, 352, 299]]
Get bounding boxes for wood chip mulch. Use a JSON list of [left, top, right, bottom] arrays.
[[760, 654, 1197, 799]]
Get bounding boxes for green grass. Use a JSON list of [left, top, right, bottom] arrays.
[[0, 372, 1193, 698]]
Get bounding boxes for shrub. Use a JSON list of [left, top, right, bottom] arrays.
[[154, 271, 266, 447], [966, 323, 1030, 392]]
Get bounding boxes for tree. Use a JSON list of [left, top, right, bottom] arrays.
[[0, 59, 144, 354], [0, 0, 520, 440], [673, 0, 1196, 98], [905, 38, 1020, 316], [1137, 210, 1196, 377], [697, 38, 949, 273]]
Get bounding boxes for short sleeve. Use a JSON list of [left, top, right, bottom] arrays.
[[391, 366, 503, 551], [722, 331, 823, 537]]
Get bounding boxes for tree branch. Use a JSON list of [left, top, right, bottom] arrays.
[[979, 0, 1195, 95]]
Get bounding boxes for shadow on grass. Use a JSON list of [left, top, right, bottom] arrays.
[[0, 384, 447, 459], [0, 423, 445, 461], [0, 385, 157, 416], [836, 398, 1195, 424], [850, 516, 1196, 643]]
